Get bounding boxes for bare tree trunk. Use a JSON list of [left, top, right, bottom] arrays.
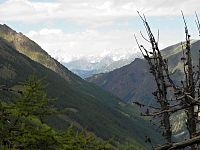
[[182, 13, 196, 149], [135, 12, 200, 150], [135, 12, 172, 143]]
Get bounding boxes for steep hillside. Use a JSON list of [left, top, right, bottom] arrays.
[[0, 24, 79, 83], [87, 40, 200, 105], [87, 58, 154, 104], [0, 25, 163, 149]]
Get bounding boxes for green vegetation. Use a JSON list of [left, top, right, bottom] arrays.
[[87, 40, 200, 139], [0, 24, 164, 149], [0, 24, 77, 82], [0, 75, 114, 150]]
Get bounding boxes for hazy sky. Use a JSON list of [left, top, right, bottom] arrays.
[[0, 0, 200, 62]]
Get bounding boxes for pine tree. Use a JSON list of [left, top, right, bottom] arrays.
[[0, 75, 115, 150]]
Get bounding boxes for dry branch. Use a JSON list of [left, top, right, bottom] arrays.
[[154, 135, 200, 150]]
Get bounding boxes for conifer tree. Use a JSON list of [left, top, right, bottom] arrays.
[[0, 75, 115, 150]]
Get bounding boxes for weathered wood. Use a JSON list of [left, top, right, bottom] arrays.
[[137, 12, 173, 142], [135, 12, 200, 149], [154, 135, 200, 150]]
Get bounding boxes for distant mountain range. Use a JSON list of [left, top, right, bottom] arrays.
[[87, 40, 200, 138], [63, 52, 142, 78], [0, 24, 163, 149], [87, 40, 199, 104]]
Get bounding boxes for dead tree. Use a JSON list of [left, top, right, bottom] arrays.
[[134, 12, 200, 150], [181, 11, 196, 139], [134, 12, 174, 143]]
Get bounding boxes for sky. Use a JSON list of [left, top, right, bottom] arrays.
[[0, 0, 200, 62]]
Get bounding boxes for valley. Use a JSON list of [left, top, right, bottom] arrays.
[[0, 24, 163, 149]]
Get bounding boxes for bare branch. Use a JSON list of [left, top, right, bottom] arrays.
[[154, 135, 200, 150], [195, 11, 200, 36]]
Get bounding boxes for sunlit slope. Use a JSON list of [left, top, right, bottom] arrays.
[[0, 26, 164, 149]]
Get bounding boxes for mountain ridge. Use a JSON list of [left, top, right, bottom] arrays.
[[63, 52, 141, 78], [87, 40, 200, 105], [0, 24, 80, 83], [0, 24, 163, 149]]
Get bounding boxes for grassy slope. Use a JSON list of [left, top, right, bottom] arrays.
[[0, 28, 164, 149]]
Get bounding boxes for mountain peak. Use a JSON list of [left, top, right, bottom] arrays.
[[0, 24, 162, 148], [0, 24, 79, 82], [87, 40, 200, 104], [0, 24, 12, 29], [0, 24, 16, 34]]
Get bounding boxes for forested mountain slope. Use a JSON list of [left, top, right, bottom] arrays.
[[0, 25, 163, 149], [87, 40, 200, 106]]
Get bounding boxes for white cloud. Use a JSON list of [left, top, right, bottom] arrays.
[[26, 28, 138, 62], [0, 0, 59, 23], [2, 0, 200, 63], [0, 0, 200, 26], [28, 28, 62, 36]]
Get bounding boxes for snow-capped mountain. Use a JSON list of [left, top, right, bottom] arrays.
[[62, 51, 142, 78]]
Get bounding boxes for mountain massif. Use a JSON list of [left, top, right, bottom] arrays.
[[63, 53, 140, 78], [87, 40, 200, 106], [0, 24, 163, 149]]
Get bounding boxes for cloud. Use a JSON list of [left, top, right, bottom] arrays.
[[2, 0, 200, 63], [28, 28, 62, 36], [0, 0, 59, 23], [26, 28, 138, 62], [0, 0, 200, 26]]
